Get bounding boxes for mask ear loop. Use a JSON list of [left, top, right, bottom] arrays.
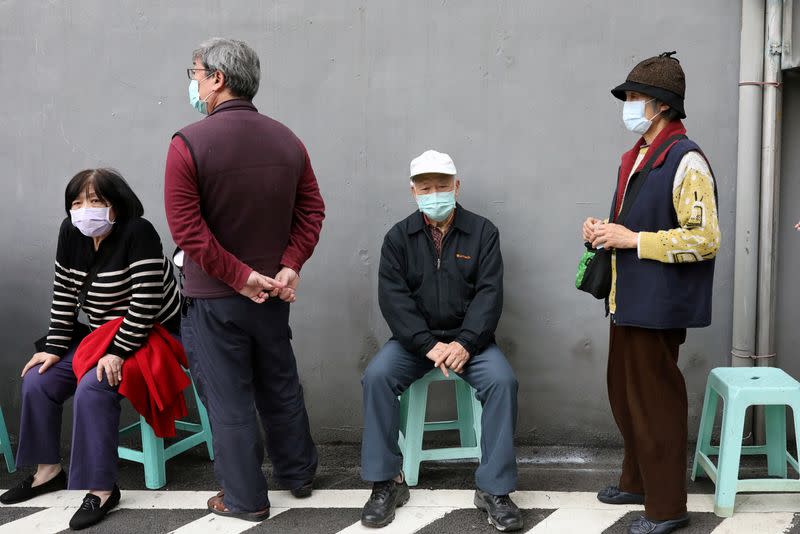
[[644, 98, 664, 122], [199, 71, 217, 104]]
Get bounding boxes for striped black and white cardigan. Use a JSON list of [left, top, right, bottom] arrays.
[[45, 217, 181, 359]]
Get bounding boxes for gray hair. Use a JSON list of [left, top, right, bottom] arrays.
[[193, 38, 260, 100]]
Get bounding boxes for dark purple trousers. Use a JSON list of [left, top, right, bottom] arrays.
[[16, 342, 122, 490]]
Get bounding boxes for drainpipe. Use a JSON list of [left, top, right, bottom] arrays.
[[754, 0, 784, 442], [731, 0, 765, 373]]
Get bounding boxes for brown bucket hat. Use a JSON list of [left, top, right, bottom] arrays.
[[611, 51, 686, 119]]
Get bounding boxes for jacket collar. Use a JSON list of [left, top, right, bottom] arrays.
[[407, 203, 471, 235], [619, 119, 686, 180], [208, 98, 258, 117]]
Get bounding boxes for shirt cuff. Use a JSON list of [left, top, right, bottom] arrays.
[[637, 232, 663, 262]]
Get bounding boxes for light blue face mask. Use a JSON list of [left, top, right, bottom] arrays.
[[415, 191, 456, 222], [622, 98, 659, 135], [188, 73, 215, 115]]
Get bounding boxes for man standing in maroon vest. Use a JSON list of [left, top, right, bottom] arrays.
[[164, 38, 325, 522]]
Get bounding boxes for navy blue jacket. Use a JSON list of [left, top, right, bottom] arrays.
[[378, 205, 503, 357], [613, 138, 717, 329]]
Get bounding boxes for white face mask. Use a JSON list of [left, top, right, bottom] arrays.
[[622, 98, 660, 135], [70, 207, 114, 237]]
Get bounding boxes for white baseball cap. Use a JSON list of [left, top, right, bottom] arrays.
[[409, 150, 457, 179]]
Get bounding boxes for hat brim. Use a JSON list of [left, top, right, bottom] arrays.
[[611, 81, 686, 119]]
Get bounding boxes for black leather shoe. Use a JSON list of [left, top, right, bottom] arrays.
[[290, 479, 313, 498], [0, 469, 67, 504], [597, 485, 645, 505], [360, 479, 410, 528], [68, 485, 121, 530], [474, 489, 524, 532], [629, 514, 690, 534]]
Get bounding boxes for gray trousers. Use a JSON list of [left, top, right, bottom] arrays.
[[182, 296, 318, 512], [361, 340, 518, 495]]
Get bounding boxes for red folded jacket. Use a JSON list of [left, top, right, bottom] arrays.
[[73, 318, 190, 438]]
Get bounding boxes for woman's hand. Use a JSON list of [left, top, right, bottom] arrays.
[[97, 354, 125, 386], [21, 352, 61, 377]]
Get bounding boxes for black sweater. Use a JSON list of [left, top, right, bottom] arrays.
[[45, 217, 181, 358]]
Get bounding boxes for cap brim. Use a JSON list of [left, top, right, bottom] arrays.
[[611, 81, 686, 119]]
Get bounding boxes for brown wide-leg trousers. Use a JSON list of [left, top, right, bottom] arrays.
[[608, 322, 688, 520]]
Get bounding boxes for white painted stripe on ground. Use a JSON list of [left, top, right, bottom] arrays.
[[0, 507, 76, 533], [527, 508, 629, 534], [710, 512, 796, 533], [2, 489, 800, 514], [335, 506, 453, 534], [168, 508, 288, 534]]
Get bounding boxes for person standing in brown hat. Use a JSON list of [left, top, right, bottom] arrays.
[[580, 52, 721, 534]]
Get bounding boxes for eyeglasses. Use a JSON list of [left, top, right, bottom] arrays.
[[186, 68, 215, 80]]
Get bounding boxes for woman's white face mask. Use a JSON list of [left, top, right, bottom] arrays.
[[622, 98, 661, 135]]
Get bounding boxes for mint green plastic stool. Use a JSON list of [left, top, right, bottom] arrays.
[[0, 405, 16, 473], [691, 367, 800, 517], [398, 369, 482, 486], [118, 369, 213, 489]]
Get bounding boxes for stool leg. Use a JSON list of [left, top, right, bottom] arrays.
[[714, 397, 745, 517], [455, 380, 477, 448], [398, 393, 409, 449], [0, 407, 16, 474], [471, 389, 483, 460], [764, 404, 788, 478], [691, 383, 718, 480], [401, 380, 429, 487], [191, 380, 214, 461], [140, 416, 167, 489], [790, 402, 800, 475]]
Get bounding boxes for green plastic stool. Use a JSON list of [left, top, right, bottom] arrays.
[[0, 405, 16, 473], [691, 367, 800, 517], [398, 369, 482, 486], [118, 369, 213, 489]]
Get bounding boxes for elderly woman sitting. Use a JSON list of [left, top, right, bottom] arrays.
[[0, 169, 181, 530]]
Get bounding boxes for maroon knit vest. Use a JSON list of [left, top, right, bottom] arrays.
[[175, 99, 305, 297]]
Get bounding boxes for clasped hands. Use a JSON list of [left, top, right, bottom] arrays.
[[238, 267, 300, 304], [426, 341, 470, 377], [581, 217, 638, 250]]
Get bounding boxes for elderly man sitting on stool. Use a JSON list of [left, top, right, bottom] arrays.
[[359, 150, 522, 532]]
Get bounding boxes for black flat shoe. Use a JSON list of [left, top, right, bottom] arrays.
[[68, 485, 120, 531], [290, 479, 314, 498], [0, 469, 67, 504], [361, 479, 410, 528], [597, 485, 645, 505], [474, 489, 524, 532], [629, 514, 690, 534]]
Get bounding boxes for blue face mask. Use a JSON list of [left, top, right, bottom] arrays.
[[188, 73, 215, 115], [622, 98, 659, 135], [415, 191, 456, 222]]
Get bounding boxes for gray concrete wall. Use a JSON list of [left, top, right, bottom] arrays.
[[0, 0, 741, 446]]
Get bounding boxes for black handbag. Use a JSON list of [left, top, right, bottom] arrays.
[[575, 244, 612, 299], [575, 134, 687, 300]]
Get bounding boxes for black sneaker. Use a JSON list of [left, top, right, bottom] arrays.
[[629, 514, 689, 534], [68, 485, 121, 531], [290, 479, 314, 499], [360, 479, 410, 528], [0, 469, 67, 504], [597, 485, 645, 505], [474, 489, 524, 532]]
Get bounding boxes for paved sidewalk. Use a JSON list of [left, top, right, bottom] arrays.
[[1, 444, 798, 533]]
